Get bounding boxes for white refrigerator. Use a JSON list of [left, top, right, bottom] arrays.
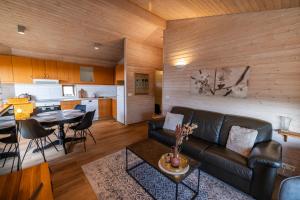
[[116, 86, 125, 124]]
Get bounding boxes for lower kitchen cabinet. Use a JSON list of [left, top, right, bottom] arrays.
[[60, 100, 81, 110], [99, 99, 112, 119]]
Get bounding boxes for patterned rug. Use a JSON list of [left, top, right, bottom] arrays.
[[82, 150, 254, 200]]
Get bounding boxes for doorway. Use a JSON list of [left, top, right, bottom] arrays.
[[154, 70, 163, 115]]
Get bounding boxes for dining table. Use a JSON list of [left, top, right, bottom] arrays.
[[31, 110, 85, 154], [0, 109, 85, 155]]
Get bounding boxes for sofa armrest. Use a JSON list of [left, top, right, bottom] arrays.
[[248, 141, 282, 169], [148, 117, 165, 130]]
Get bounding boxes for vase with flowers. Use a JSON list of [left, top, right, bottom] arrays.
[[170, 123, 198, 168]]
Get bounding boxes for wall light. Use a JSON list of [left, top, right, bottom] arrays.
[[17, 25, 26, 34], [175, 58, 187, 69]]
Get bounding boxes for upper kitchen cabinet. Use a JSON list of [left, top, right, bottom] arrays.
[[57, 61, 70, 83], [0, 55, 14, 83], [69, 63, 80, 84], [114, 64, 124, 84], [94, 66, 114, 85], [45, 60, 58, 79], [31, 58, 46, 79], [12, 56, 33, 83], [57, 61, 80, 84]]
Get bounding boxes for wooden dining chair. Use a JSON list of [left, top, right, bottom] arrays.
[[19, 119, 58, 164]]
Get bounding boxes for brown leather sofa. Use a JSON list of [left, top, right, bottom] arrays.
[[148, 106, 282, 200]]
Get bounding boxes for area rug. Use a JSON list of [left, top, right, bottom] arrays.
[[82, 150, 254, 200]]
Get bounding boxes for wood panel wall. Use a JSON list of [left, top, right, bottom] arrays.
[[163, 7, 300, 175], [125, 39, 163, 124]]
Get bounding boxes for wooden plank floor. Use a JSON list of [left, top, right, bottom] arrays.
[[50, 120, 148, 200], [0, 119, 283, 200]]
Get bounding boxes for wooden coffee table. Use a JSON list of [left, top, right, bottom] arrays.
[[126, 139, 201, 200]]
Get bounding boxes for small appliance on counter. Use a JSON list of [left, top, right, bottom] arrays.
[[18, 93, 34, 101]]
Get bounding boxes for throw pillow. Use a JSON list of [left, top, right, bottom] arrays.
[[163, 112, 184, 131], [226, 126, 258, 157]]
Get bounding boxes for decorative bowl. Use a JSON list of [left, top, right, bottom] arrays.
[[158, 153, 189, 175]]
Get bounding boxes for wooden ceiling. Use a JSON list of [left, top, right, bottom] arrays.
[[0, 0, 165, 67], [129, 0, 300, 20], [1, 0, 299, 67]]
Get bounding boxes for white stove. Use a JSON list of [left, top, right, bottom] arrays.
[[35, 99, 61, 113], [35, 99, 61, 107]]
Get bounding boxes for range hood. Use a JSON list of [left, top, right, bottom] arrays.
[[33, 79, 60, 84]]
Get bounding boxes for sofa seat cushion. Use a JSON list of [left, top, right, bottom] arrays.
[[149, 129, 176, 147], [181, 136, 213, 160], [203, 145, 253, 180]]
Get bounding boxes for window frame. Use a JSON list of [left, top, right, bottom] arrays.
[[62, 85, 76, 97]]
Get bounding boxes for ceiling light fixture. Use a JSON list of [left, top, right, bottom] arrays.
[[17, 25, 26, 34], [94, 43, 101, 50]]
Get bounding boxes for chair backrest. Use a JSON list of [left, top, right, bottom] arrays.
[[74, 104, 86, 112], [19, 119, 50, 139], [279, 176, 300, 200], [76, 110, 95, 130]]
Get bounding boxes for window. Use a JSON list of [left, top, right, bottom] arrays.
[[62, 85, 75, 96]]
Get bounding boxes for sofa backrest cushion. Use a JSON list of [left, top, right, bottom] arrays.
[[171, 106, 194, 125], [219, 115, 272, 146], [191, 109, 225, 143]]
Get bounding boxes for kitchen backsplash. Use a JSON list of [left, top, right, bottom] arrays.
[[15, 84, 63, 100], [1, 83, 116, 100], [1, 84, 15, 100], [76, 85, 116, 97]]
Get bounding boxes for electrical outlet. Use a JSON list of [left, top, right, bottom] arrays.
[[282, 163, 296, 172]]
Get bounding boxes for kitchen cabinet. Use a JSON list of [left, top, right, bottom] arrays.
[[99, 99, 112, 119], [45, 60, 58, 79], [57, 62, 80, 84], [60, 100, 81, 110], [31, 58, 46, 78], [0, 55, 14, 83], [69, 64, 80, 84], [112, 99, 117, 119], [12, 56, 32, 83], [114, 64, 124, 84], [57, 61, 70, 83], [94, 67, 114, 85]]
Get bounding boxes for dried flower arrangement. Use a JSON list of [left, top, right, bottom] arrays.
[[169, 123, 198, 168]]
